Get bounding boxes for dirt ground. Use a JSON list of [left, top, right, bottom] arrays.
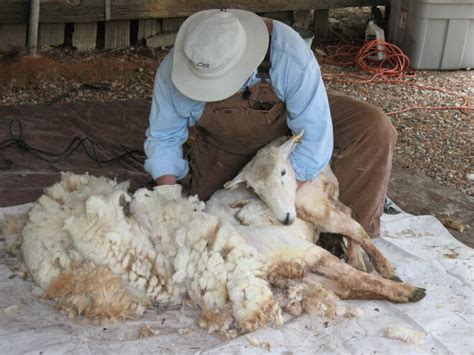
[[0, 8, 472, 198]]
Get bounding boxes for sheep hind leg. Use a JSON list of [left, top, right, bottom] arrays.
[[329, 200, 368, 273], [303, 273, 386, 301], [267, 258, 308, 286], [346, 240, 367, 273], [301, 246, 425, 303], [300, 206, 400, 281]]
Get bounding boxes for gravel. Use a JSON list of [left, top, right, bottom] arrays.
[[321, 64, 473, 196], [0, 9, 472, 196], [319, 8, 473, 197]]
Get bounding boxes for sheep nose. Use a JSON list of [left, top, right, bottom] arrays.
[[283, 213, 291, 225]]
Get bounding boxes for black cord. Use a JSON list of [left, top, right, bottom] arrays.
[[0, 119, 146, 170]]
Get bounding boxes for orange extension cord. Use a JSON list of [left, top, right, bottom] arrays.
[[322, 39, 473, 115]]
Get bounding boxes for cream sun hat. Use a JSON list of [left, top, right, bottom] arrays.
[[171, 9, 269, 102]]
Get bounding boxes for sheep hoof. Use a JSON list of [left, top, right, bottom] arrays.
[[409, 287, 426, 302]]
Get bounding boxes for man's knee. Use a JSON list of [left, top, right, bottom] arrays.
[[331, 95, 397, 156], [364, 106, 398, 149]]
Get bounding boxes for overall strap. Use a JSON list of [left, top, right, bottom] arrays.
[[256, 37, 271, 81]]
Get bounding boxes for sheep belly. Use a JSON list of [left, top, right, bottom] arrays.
[[238, 226, 315, 261]]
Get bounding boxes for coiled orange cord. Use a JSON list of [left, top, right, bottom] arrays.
[[322, 39, 473, 115]]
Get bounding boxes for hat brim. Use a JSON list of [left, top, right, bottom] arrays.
[[171, 9, 269, 102]]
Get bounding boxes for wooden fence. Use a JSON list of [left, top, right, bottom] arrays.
[[0, 0, 389, 51]]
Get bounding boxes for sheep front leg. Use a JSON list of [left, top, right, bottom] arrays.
[[302, 247, 425, 303], [299, 206, 400, 281]]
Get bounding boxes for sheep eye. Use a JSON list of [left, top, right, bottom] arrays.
[[281, 169, 286, 176]]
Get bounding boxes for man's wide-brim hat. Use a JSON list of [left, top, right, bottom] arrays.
[[172, 9, 269, 102]]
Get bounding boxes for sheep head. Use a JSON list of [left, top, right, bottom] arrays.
[[224, 131, 303, 226]]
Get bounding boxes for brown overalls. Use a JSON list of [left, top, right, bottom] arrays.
[[187, 45, 397, 238]]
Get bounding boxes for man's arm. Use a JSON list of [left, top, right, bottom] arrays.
[[271, 23, 333, 183], [286, 56, 333, 182], [144, 51, 199, 185]]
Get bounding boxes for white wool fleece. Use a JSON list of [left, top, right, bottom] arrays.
[[131, 185, 277, 330], [21, 173, 278, 332], [22, 173, 130, 290]]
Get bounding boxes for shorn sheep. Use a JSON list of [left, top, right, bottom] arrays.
[[3, 134, 425, 335]]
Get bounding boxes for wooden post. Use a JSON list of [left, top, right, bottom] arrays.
[[313, 9, 329, 41], [27, 0, 40, 55]]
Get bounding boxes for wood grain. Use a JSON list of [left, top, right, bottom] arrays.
[[0, 0, 389, 24]]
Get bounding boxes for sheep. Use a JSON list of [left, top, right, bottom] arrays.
[[212, 132, 399, 279], [5, 135, 426, 335], [11, 172, 282, 332], [206, 132, 426, 303]]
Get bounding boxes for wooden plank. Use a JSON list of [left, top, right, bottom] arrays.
[[104, 20, 129, 49], [0, 0, 391, 24], [137, 18, 161, 42], [0, 23, 26, 49], [0, 0, 29, 24], [72, 22, 97, 50], [39, 23, 65, 47], [313, 9, 329, 40]]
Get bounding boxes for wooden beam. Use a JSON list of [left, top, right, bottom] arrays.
[[0, 0, 390, 24], [0, 1, 29, 24]]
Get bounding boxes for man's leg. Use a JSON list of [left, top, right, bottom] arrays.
[[328, 92, 398, 237]]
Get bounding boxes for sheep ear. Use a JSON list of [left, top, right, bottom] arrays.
[[224, 172, 245, 190], [280, 130, 304, 157]]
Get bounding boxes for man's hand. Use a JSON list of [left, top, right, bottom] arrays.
[[155, 175, 177, 186], [296, 180, 306, 190]]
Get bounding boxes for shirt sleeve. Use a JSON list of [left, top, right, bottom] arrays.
[[144, 52, 191, 181], [271, 36, 333, 181]]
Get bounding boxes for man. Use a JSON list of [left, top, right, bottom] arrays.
[[144, 9, 397, 238]]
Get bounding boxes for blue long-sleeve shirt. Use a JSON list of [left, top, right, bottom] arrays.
[[144, 20, 333, 182]]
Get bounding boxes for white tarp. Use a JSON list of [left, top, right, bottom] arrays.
[[1, 203, 473, 354]]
